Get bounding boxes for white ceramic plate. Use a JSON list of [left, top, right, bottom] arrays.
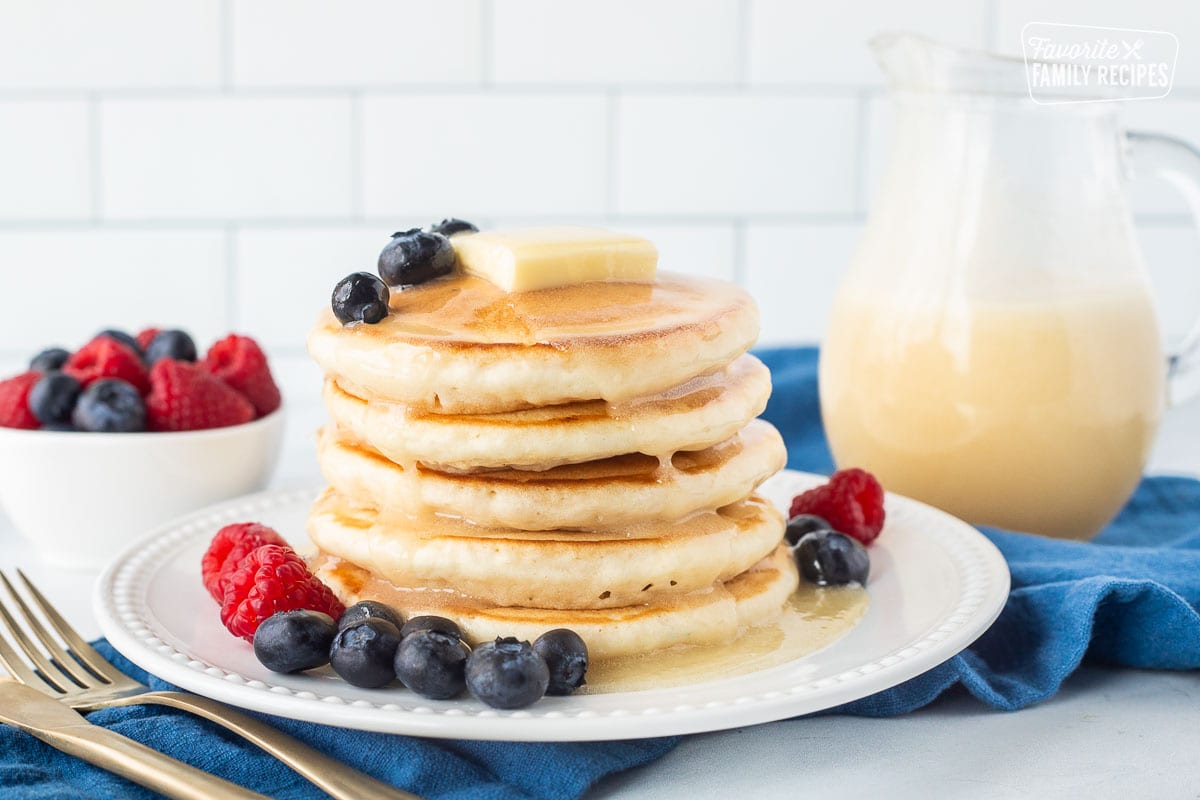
[[95, 471, 1009, 742]]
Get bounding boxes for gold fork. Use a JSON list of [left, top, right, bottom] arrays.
[[0, 679, 269, 800], [0, 570, 421, 800]]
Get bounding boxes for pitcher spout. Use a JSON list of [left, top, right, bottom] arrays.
[[870, 32, 1030, 96]]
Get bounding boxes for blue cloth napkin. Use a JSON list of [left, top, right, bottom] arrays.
[[755, 346, 1200, 716], [4, 346, 1199, 799]]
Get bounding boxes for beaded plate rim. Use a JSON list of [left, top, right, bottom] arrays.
[[95, 471, 1010, 741]]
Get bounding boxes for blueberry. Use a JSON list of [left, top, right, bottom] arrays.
[[337, 600, 404, 632], [377, 230, 456, 287], [465, 637, 550, 709], [28, 372, 82, 425], [332, 272, 390, 325], [145, 329, 197, 365], [41, 422, 78, 432], [96, 329, 142, 357], [532, 629, 588, 696], [29, 347, 70, 373], [429, 218, 479, 237], [253, 610, 337, 674], [784, 514, 833, 548], [71, 379, 146, 433], [793, 530, 870, 587], [394, 629, 470, 700], [329, 618, 402, 688], [400, 615, 462, 641]]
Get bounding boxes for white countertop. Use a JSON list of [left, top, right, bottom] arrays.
[[2, 396, 1199, 799]]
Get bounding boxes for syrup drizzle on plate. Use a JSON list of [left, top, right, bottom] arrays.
[[584, 584, 869, 694]]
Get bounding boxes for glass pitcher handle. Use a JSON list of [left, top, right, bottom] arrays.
[[1125, 130, 1200, 406]]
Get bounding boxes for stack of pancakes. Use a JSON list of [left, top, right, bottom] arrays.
[[306, 273, 797, 659]]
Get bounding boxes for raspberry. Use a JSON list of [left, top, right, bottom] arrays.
[[789, 468, 886, 546], [219, 545, 344, 642], [145, 360, 254, 432], [201, 522, 290, 602], [203, 335, 281, 418], [0, 372, 41, 429], [63, 338, 150, 394], [135, 327, 161, 352]]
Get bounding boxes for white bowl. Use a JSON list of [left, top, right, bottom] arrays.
[[0, 410, 285, 569]]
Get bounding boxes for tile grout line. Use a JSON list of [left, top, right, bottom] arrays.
[[350, 92, 365, 221], [605, 90, 620, 217], [732, 219, 747, 287], [0, 212, 898, 230], [479, 0, 494, 87], [853, 89, 871, 215], [220, 0, 235, 90], [0, 346, 323, 360], [0, 211, 1191, 230], [0, 83, 1016, 100], [736, 0, 751, 86], [224, 224, 239, 331], [0, 344, 310, 359], [983, 0, 1000, 51], [88, 93, 102, 222]]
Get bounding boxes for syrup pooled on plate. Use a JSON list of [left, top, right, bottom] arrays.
[[583, 584, 869, 693]]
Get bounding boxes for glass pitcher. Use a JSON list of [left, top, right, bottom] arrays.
[[819, 33, 1200, 540]]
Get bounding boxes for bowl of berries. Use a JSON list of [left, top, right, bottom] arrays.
[[0, 328, 285, 568]]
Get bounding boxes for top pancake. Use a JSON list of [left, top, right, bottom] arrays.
[[308, 272, 760, 414]]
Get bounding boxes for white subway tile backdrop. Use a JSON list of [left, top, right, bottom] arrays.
[[363, 94, 609, 217], [493, 0, 741, 85], [0, 102, 91, 220], [617, 94, 859, 215], [0, 1, 222, 90], [747, 0, 991, 86], [0, 230, 229, 346], [101, 96, 356, 219], [232, 0, 485, 87], [1, 0, 1199, 415]]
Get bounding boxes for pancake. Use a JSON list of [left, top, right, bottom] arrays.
[[307, 272, 760, 414], [323, 354, 773, 470], [310, 544, 799, 660], [317, 419, 786, 530], [303, 236, 809, 665], [307, 487, 785, 609]]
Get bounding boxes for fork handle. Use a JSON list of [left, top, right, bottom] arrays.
[[22, 721, 268, 800], [127, 690, 422, 800]]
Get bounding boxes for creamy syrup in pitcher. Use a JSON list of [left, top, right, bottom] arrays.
[[821, 282, 1164, 539]]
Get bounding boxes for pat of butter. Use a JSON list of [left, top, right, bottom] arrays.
[[452, 227, 658, 292]]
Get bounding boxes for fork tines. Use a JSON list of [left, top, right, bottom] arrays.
[[0, 571, 114, 696]]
